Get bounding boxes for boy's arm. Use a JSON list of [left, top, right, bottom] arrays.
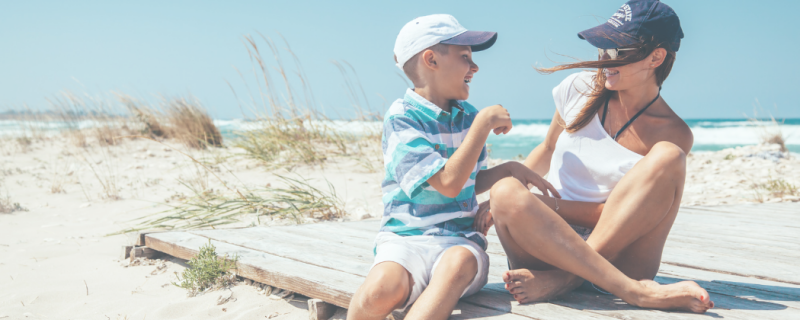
[[474, 161, 560, 196], [426, 104, 510, 198]]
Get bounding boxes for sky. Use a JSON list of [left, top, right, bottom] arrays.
[[1, 0, 798, 120]]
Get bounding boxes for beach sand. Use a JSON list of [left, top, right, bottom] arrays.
[[0, 136, 796, 319]]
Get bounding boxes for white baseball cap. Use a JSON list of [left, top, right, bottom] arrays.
[[393, 14, 497, 70]]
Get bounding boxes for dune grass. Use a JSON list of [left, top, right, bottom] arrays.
[[112, 174, 344, 234], [746, 103, 788, 152], [0, 179, 27, 213], [752, 177, 798, 201], [229, 34, 382, 169]]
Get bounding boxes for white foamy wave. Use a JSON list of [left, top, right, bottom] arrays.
[[503, 123, 551, 138], [691, 124, 800, 145], [212, 119, 383, 135]]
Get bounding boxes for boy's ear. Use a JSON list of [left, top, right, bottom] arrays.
[[421, 49, 438, 70]]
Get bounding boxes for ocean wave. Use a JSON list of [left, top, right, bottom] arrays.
[[4, 118, 798, 147]]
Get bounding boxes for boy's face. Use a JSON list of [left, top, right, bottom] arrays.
[[434, 45, 479, 101]]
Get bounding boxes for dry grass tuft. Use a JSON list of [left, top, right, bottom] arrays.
[[0, 180, 27, 213], [118, 94, 168, 139], [752, 177, 798, 202], [118, 93, 223, 149], [746, 102, 787, 152], [164, 97, 223, 149]]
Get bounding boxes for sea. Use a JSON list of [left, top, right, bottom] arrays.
[[3, 118, 798, 159]]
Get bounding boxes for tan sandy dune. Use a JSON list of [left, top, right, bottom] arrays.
[[0, 136, 796, 319]]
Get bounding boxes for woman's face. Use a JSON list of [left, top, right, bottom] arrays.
[[601, 48, 661, 91]]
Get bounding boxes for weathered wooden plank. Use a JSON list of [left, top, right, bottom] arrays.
[[143, 202, 800, 319], [189, 228, 374, 277], [391, 301, 536, 320], [462, 288, 618, 320], [658, 264, 800, 298], [300, 222, 381, 240], [665, 235, 800, 262], [753, 203, 800, 214], [146, 231, 362, 308], [479, 283, 751, 320], [670, 223, 800, 245], [121, 245, 134, 259], [668, 228, 800, 251], [148, 231, 537, 319], [129, 246, 162, 261], [660, 245, 799, 284], [308, 299, 337, 320], [677, 207, 800, 229], [655, 275, 800, 310], [690, 204, 799, 217]]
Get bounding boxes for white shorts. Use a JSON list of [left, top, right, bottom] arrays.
[[371, 232, 490, 310]]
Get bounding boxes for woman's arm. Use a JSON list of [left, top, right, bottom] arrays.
[[533, 194, 603, 229], [523, 111, 565, 176], [522, 111, 605, 228]]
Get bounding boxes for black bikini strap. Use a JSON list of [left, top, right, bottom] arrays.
[[601, 89, 661, 141]]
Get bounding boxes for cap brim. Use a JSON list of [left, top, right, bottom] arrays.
[[440, 31, 497, 52], [577, 24, 639, 49]]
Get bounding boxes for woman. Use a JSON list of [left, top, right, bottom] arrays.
[[474, 0, 715, 313]]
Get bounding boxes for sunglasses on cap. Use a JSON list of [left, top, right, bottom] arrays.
[[598, 48, 639, 60]]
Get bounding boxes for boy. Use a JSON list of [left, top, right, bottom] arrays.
[[347, 14, 558, 320]]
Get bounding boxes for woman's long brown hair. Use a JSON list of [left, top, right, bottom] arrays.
[[538, 37, 676, 133]]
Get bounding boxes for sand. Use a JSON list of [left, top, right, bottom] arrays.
[[0, 136, 796, 319]]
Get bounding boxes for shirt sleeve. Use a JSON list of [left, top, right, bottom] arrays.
[[552, 72, 591, 123], [552, 72, 578, 119], [384, 114, 447, 199]]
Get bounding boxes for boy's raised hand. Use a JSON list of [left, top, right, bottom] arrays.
[[478, 104, 512, 135]]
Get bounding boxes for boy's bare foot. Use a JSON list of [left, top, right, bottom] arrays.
[[502, 268, 582, 303], [633, 279, 714, 313]]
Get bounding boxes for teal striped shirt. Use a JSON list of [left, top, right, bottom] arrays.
[[380, 89, 488, 250]]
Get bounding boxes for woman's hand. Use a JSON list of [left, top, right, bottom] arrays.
[[474, 200, 493, 236], [507, 162, 561, 198]]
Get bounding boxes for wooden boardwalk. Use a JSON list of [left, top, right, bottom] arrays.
[[144, 203, 800, 319]]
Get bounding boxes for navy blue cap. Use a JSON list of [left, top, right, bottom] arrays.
[[578, 0, 684, 52], [440, 31, 498, 52]]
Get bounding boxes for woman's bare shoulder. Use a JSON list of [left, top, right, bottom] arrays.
[[650, 106, 693, 153]]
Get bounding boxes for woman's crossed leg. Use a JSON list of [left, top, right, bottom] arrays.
[[490, 142, 714, 313]]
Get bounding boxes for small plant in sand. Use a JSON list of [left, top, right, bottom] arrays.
[[173, 241, 238, 296], [752, 177, 798, 202], [0, 182, 27, 213]]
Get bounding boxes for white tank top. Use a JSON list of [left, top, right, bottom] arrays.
[[547, 72, 644, 203]]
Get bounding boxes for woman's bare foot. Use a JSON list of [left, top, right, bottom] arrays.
[[631, 279, 714, 313], [502, 268, 582, 303]]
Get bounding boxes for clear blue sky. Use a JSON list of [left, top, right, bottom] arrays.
[[1, 0, 797, 119]]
